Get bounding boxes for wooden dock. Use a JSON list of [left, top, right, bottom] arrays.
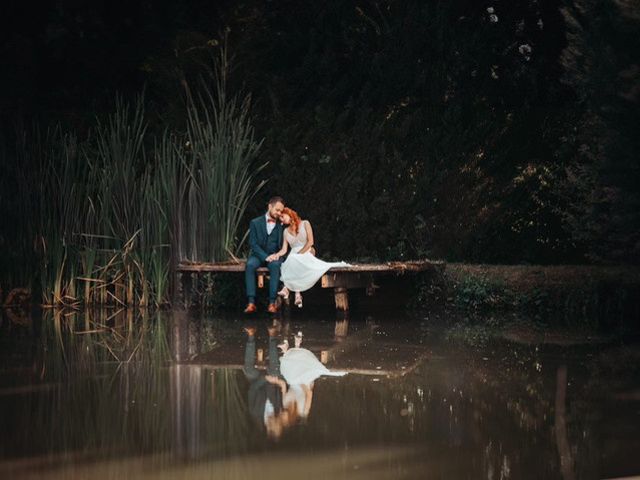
[[175, 259, 445, 311]]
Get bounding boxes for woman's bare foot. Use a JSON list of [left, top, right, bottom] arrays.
[[277, 339, 289, 353], [277, 287, 290, 300], [294, 292, 303, 308]]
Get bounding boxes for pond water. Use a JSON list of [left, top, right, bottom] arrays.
[[0, 308, 639, 479]]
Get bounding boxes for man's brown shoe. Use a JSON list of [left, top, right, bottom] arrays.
[[267, 303, 279, 314], [244, 303, 257, 314]]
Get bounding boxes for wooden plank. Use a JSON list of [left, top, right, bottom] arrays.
[[177, 259, 443, 273], [323, 261, 442, 273], [177, 262, 266, 273], [321, 272, 373, 289], [196, 364, 414, 378]]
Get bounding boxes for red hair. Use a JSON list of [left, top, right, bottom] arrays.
[[282, 207, 302, 234]]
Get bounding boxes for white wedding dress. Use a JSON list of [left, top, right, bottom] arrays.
[[280, 348, 347, 386], [280, 220, 349, 292]]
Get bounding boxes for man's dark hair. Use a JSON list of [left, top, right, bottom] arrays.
[[268, 196, 285, 206]]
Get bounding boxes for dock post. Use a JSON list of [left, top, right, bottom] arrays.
[[173, 272, 184, 310], [183, 273, 194, 310], [335, 312, 349, 340], [334, 287, 349, 311]]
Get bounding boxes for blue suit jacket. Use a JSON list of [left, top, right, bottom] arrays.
[[249, 215, 283, 262]]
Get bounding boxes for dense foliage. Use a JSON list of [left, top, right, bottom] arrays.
[[2, 0, 639, 290]]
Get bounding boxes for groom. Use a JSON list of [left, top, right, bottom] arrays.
[[244, 196, 285, 314]]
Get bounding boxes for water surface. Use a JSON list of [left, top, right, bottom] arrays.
[[1, 308, 639, 479]]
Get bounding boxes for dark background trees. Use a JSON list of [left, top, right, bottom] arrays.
[[2, 0, 638, 265]]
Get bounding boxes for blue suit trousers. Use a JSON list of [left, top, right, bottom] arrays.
[[245, 255, 282, 304]]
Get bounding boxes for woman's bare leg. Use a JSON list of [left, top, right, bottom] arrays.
[[277, 286, 290, 299]]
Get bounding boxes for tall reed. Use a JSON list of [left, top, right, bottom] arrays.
[[181, 46, 266, 262], [6, 45, 265, 307]]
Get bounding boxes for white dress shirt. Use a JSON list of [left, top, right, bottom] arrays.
[[266, 213, 276, 235]]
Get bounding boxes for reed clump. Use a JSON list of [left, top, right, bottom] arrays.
[[4, 48, 264, 307]]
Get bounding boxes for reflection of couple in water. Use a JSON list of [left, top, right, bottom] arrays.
[[242, 325, 346, 439]]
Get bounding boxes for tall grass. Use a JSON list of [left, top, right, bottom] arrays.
[[5, 46, 264, 307], [181, 46, 266, 262]]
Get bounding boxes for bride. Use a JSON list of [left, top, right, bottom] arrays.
[[275, 207, 349, 308], [279, 334, 347, 419]]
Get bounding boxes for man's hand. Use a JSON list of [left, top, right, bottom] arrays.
[[266, 254, 278, 262]]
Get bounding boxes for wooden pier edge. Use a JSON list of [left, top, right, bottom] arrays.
[[175, 259, 445, 311]]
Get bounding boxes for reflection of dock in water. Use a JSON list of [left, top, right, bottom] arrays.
[[191, 348, 428, 379], [166, 312, 429, 458], [171, 313, 429, 379]]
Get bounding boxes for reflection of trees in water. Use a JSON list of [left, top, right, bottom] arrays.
[[11, 308, 175, 456], [4, 309, 635, 476], [145, 366, 251, 459], [459, 350, 564, 479], [555, 366, 575, 480], [445, 346, 624, 479], [171, 365, 202, 458], [4, 309, 250, 462], [169, 310, 202, 362], [201, 369, 251, 455], [38, 308, 171, 375], [302, 346, 614, 479], [569, 346, 640, 479]]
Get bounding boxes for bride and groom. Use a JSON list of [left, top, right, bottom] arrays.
[[244, 196, 348, 314], [242, 324, 346, 439]]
